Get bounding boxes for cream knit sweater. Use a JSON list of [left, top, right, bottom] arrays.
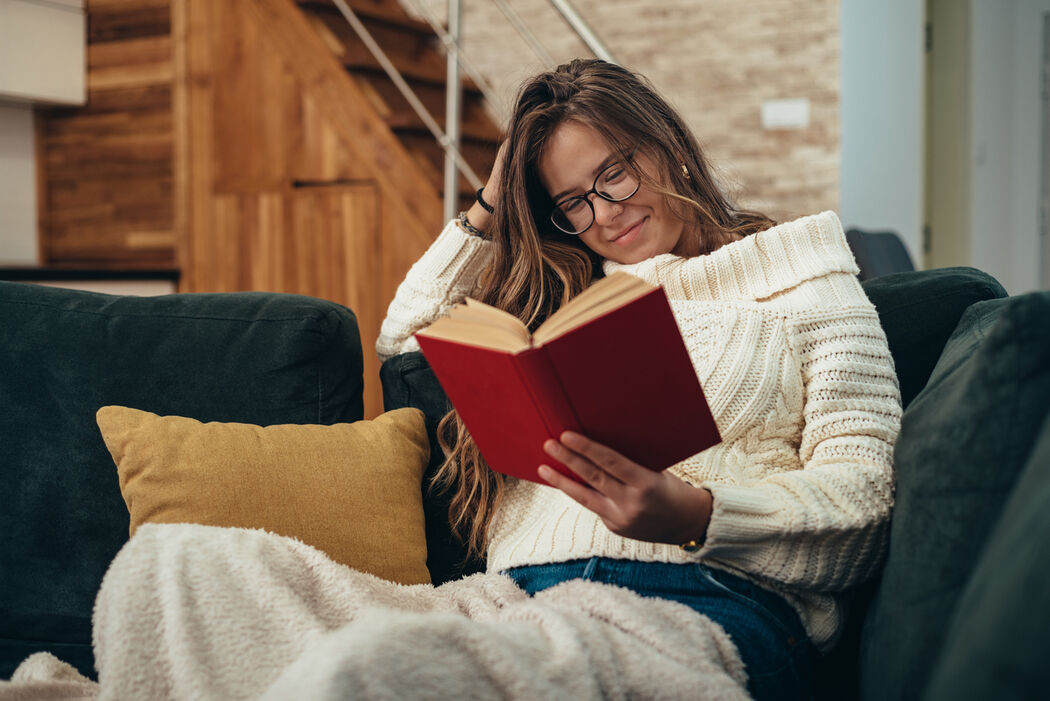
[[376, 211, 901, 650]]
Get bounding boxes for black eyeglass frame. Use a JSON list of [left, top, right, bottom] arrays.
[[548, 148, 641, 236]]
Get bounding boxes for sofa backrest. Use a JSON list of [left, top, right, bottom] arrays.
[[0, 281, 364, 680], [860, 289, 1050, 701]]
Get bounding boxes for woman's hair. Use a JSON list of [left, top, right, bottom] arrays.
[[433, 58, 774, 561]]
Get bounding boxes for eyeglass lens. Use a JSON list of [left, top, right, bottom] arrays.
[[551, 159, 639, 235]]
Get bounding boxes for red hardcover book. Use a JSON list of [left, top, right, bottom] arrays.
[[414, 272, 721, 484]]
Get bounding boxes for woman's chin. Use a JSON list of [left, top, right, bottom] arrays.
[[607, 248, 653, 265]]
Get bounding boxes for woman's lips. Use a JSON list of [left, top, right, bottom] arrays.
[[611, 218, 645, 246]]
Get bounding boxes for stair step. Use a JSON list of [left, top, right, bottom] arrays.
[[296, 0, 430, 33], [401, 132, 498, 193], [296, 0, 503, 213], [389, 117, 501, 147], [303, 2, 482, 91], [298, 0, 435, 43], [341, 48, 456, 90], [358, 75, 502, 143], [304, 7, 432, 62], [87, 1, 171, 44]]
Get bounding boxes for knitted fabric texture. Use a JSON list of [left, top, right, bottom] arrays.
[[376, 212, 902, 651]]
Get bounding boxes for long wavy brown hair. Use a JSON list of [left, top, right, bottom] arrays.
[[433, 58, 775, 562]]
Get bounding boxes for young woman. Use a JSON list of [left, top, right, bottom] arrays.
[[375, 58, 902, 700], [86, 59, 899, 701]]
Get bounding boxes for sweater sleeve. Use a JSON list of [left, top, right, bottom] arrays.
[[699, 275, 901, 592], [375, 219, 495, 363]]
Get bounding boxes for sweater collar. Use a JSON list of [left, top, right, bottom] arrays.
[[601, 211, 859, 301]]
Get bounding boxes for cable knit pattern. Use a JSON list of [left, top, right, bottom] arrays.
[[377, 212, 902, 651], [376, 220, 495, 362]]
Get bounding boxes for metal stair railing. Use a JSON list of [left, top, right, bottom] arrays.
[[328, 0, 617, 223], [401, 0, 504, 118]]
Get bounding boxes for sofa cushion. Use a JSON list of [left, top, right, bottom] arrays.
[[859, 291, 1050, 701], [860, 266, 1007, 408], [0, 281, 364, 680], [923, 410, 1050, 701], [97, 405, 430, 585]]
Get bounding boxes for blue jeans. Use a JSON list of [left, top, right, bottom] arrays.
[[504, 557, 813, 701]]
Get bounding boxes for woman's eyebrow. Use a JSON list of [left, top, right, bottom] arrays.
[[551, 154, 619, 202]]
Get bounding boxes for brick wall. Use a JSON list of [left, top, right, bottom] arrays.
[[410, 0, 839, 223]]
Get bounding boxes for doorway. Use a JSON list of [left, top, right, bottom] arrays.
[[926, 0, 1050, 293]]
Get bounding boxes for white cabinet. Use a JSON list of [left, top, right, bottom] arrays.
[[0, 0, 86, 105]]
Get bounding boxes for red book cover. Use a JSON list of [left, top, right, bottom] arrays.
[[415, 277, 721, 484]]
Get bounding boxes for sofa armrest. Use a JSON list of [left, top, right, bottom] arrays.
[[0, 281, 364, 680], [860, 289, 1050, 701]]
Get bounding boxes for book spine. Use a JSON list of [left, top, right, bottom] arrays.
[[513, 348, 583, 440]]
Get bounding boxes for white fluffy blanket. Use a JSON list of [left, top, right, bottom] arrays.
[[1, 524, 748, 700]]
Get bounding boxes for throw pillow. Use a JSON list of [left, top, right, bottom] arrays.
[[96, 405, 431, 585], [859, 291, 1050, 701], [860, 266, 1006, 408]]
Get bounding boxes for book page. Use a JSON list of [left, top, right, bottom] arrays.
[[532, 272, 655, 345], [454, 298, 530, 335], [415, 316, 528, 352]]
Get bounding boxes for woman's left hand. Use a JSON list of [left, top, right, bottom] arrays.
[[540, 431, 713, 546]]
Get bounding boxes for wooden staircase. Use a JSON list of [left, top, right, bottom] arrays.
[[296, 0, 502, 211], [33, 0, 505, 417]]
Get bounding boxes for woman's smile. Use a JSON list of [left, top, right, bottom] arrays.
[[610, 217, 647, 246]]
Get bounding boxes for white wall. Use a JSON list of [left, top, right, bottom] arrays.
[[840, 0, 925, 265], [925, 0, 971, 272], [969, 0, 1048, 294], [0, 101, 38, 264], [0, 0, 86, 266], [0, 0, 86, 104]]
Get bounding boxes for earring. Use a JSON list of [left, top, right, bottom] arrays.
[[681, 164, 691, 181]]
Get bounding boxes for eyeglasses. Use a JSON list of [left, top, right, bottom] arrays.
[[549, 149, 640, 235]]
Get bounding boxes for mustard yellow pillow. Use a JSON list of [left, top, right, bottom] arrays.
[[96, 405, 431, 585]]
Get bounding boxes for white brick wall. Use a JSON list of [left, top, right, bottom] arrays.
[[410, 0, 839, 222]]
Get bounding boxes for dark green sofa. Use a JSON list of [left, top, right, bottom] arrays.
[[2, 268, 1048, 700]]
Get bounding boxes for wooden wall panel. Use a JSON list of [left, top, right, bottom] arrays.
[[208, 186, 383, 417], [33, 0, 459, 415], [176, 0, 444, 417], [37, 0, 175, 268]]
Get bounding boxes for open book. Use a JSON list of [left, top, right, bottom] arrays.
[[415, 271, 721, 484]]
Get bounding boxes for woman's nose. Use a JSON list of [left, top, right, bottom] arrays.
[[591, 196, 622, 226]]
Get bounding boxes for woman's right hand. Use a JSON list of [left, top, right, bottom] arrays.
[[466, 140, 508, 234]]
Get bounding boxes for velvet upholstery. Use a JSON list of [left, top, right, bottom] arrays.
[[859, 291, 1050, 701], [860, 266, 1007, 408], [923, 411, 1050, 701], [0, 281, 364, 680]]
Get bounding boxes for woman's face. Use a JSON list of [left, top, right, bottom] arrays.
[[537, 121, 696, 264]]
